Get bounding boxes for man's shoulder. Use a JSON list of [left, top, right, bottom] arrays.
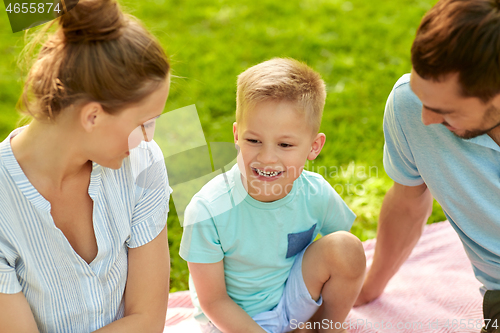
[[385, 73, 424, 128], [393, 73, 411, 90], [392, 73, 421, 107]]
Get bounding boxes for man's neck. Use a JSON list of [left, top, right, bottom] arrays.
[[488, 126, 500, 146]]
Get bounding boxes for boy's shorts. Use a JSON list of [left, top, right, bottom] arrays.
[[200, 243, 323, 333]]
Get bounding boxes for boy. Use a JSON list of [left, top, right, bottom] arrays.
[[180, 58, 365, 333]]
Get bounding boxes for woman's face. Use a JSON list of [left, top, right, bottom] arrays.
[[88, 79, 170, 169]]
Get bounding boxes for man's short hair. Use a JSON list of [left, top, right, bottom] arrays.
[[236, 58, 326, 133], [411, 0, 500, 102]]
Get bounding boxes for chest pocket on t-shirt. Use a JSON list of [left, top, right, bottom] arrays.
[[286, 223, 317, 258]]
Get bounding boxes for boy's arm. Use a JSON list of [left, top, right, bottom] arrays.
[[188, 261, 266, 333]]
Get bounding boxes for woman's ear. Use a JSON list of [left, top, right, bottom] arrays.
[[307, 133, 326, 160], [80, 102, 104, 133]]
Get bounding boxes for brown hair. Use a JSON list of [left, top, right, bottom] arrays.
[[411, 0, 500, 102], [19, 0, 170, 121], [236, 58, 326, 133]]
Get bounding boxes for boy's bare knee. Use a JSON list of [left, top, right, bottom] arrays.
[[320, 231, 366, 278]]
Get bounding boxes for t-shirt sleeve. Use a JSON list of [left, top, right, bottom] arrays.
[[0, 251, 22, 294], [383, 85, 424, 186], [127, 140, 170, 248], [179, 197, 224, 263], [319, 183, 356, 236]]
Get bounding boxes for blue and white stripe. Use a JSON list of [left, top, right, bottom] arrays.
[[0, 127, 170, 332]]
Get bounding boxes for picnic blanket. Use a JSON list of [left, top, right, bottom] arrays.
[[164, 221, 484, 333]]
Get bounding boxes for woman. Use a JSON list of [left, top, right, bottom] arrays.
[[0, 0, 171, 332]]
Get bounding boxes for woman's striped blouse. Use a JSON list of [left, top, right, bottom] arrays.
[[0, 127, 170, 332]]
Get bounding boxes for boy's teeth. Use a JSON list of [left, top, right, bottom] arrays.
[[255, 168, 280, 177]]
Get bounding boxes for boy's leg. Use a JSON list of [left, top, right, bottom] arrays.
[[295, 231, 365, 333]]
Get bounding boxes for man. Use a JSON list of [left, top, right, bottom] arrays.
[[355, 0, 500, 331]]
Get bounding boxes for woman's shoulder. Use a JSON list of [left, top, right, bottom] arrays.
[[128, 140, 165, 173], [0, 166, 11, 216], [98, 140, 166, 185], [118, 140, 168, 204], [127, 140, 166, 184], [0, 153, 22, 234], [0, 132, 19, 211]]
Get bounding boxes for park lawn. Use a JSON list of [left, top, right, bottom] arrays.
[[0, 0, 444, 292]]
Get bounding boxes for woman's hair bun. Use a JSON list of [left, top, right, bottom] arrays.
[[20, 0, 169, 121], [59, 0, 125, 43]]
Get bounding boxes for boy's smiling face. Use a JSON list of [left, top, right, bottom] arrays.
[[233, 99, 325, 202]]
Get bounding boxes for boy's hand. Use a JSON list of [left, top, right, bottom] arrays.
[[189, 261, 267, 333]]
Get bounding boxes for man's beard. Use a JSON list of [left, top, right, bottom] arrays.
[[446, 104, 500, 139], [456, 121, 500, 139]]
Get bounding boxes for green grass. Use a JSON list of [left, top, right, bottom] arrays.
[[0, 0, 445, 292]]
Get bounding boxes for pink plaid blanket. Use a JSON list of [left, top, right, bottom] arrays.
[[164, 221, 483, 333]]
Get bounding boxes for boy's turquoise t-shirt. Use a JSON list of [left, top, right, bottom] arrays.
[[179, 164, 356, 318]]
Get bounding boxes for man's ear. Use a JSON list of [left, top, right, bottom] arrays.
[[80, 102, 104, 133], [307, 133, 326, 160], [491, 92, 500, 112]]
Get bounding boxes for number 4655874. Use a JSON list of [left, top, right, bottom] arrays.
[[6, 3, 62, 14]]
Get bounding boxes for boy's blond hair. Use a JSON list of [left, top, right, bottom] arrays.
[[236, 58, 326, 133]]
